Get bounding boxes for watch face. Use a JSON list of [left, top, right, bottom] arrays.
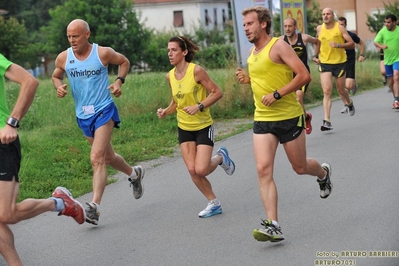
[[7, 117, 19, 128]]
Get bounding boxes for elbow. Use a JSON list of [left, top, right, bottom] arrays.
[[28, 76, 39, 92], [218, 90, 223, 100], [305, 75, 311, 85], [304, 72, 311, 84]]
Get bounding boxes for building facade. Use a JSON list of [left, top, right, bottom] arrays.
[[307, 0, 393, 45], [134, 0, 230, 34]]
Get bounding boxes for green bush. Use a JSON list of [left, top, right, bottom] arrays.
[[196, 44, 236, 69]]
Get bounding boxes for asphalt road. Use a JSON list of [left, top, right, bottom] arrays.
[[3, 87, 399, 266]]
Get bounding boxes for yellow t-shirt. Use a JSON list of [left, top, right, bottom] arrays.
[[169, 62, 213, 131], [318, 22, 346, 64], [248, 38, 303, 121]]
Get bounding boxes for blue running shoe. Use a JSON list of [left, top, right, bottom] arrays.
[[198, 200, 222, 218], [216, 147, 235, 175]]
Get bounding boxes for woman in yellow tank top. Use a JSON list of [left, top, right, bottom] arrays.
[[157, 36, 236, 218]]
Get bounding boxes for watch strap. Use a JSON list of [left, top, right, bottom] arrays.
[[198, 103, 204, 112], [115, 77, 125, 84]]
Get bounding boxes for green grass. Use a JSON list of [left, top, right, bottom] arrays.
[[7, 58, 383, 201]]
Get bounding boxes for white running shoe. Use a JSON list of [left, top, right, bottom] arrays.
[[198, 200, 222, 218]]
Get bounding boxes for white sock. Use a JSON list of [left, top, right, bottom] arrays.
[[318, 173, 327, 181], [271, 220, 280, 228], [91, 202, 100, 211], [131, 167, 139, 178], [210, 198, 220, 205]]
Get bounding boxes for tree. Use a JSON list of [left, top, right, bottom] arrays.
[[366, 1, 399, 34], [306, 0, 322, 37], [43, 0, 151, 73], [0, 16, 29, 63]]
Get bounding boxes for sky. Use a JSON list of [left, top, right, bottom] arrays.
[[273, 0, 280, 10]]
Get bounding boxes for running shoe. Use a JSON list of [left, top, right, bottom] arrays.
[[85, 202, 100, 225], [341, 100, 355, 115], [340, 106, 348, 114], [198, 201, 222, 218], [305, 113, 312, 134], [347, 100, 355, 116], [320, 120, 333, 131], [351, 83, 358, 95], [52, 187, 85, 225], [128, 165, 145, 199], [253, 219, 284, 242], [216, 147, 235, 175], [393, 101, 399, 109], [318, 163, 333, 199]]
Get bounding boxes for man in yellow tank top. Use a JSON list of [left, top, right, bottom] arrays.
[[235, 6, 332, 243], [314, 8, 355, 131]]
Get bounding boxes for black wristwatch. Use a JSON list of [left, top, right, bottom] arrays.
[[273, 91, 282, 100], [115, 77, 125, 84], [6, 117, 19, 128], [198, 103, 205, 112]]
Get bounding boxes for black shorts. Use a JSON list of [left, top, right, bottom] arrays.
[[253, 116, 304, 144], [345, 62, 355, 79], [0, 135, 21, 182], [318, 62, 346, 78], [178, 125, 214, 146]]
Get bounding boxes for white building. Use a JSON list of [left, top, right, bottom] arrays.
[[134, 0, 230, 34]]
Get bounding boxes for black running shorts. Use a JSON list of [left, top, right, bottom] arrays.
[[253, 116, 304, 144], [318, 62, 346, 78], [0, 135, 21, 182], [345, 62, 355, 79], [178, 125, 214, 146]]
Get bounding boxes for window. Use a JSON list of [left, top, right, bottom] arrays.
[[174, 10, 184, 27], [371, 8, 385, 18], [205, 9, 212, 26], [214, 8, 218, 27], [222, 9, 228, 24], [344, 10, 356, 31]]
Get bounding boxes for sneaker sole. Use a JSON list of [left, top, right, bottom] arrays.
[[199, 209, 222, 218], [320, 126, 333, 131], [252, 229, 284, 242], [85, 217, 99, 225], [253, 230, 271, 242]]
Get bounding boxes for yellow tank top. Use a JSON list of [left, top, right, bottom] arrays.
[[318, 22, 346, 64], [169, 62, 213, 131], [248, 38, 303, 121]]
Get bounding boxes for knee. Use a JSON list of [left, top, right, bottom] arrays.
[[90, 153, 106, 167], [0, 210, 17, 224], [187, 167, 197, 177], [256, 165, 272, 179], [195, 165, 209, 177], [292, 165, 307, 175]]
